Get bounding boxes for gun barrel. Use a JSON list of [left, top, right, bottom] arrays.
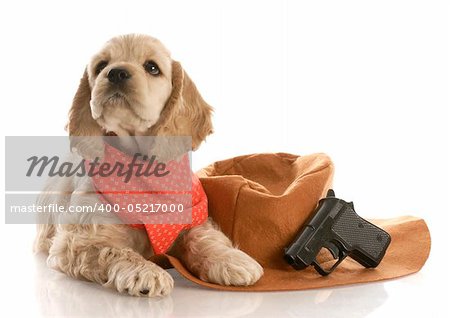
[[284, 195, 340, 269], [284, 225, 315, 269]]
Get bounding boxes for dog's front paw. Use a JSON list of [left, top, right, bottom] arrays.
[[107, 259, 174, 297], [203, 250, 264, 286]]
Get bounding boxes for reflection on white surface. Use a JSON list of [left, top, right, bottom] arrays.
[[33, 253, 389, 318], [0, 225, 443, 318], [34, 254, 173, 318], [0, 223, 446, 318]]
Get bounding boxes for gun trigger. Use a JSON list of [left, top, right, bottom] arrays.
[[323, 241, 340, 259], [312, 252, 348, 276], [312, 261, 329, 276]]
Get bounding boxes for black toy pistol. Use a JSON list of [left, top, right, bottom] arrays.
[[284, 189, 391, 276]]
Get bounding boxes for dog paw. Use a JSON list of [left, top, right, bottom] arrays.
[[203, 250, 264, 286], [107, 260, 174, 297]]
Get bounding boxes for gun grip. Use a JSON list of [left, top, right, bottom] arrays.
[[332, 206, 391, 268]]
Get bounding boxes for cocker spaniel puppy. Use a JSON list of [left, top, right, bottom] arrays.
[[34, 34, 263, 297]]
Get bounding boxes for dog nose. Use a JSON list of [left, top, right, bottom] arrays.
[[107, 68, 131, 84]]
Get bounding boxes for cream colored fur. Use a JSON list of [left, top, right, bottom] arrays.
[[34, 34, 263, 297]]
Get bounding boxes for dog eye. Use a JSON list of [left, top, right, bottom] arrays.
[[95, 61, 108, 75], [144, 61, 160, 75]]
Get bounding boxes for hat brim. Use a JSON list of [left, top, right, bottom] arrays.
[[150, 216, 430, 291]]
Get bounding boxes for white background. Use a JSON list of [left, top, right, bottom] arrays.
[[0, 0, 448, 317]]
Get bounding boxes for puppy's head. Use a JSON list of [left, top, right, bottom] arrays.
[[89, 35, 172, 135], [67, 34, 213, 151]]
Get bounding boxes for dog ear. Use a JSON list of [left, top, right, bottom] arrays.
[[149, 61, 213, 150], [66, 70, 104, 159], [66, 70, 103, 137]]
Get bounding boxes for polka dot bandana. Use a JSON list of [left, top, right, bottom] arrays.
[[88, 142, 208, 254]]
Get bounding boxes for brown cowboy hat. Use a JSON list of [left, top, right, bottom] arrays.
[[150, 152, 431, 291]]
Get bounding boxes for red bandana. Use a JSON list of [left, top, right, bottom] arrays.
[[89, 142, 208, 254]]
